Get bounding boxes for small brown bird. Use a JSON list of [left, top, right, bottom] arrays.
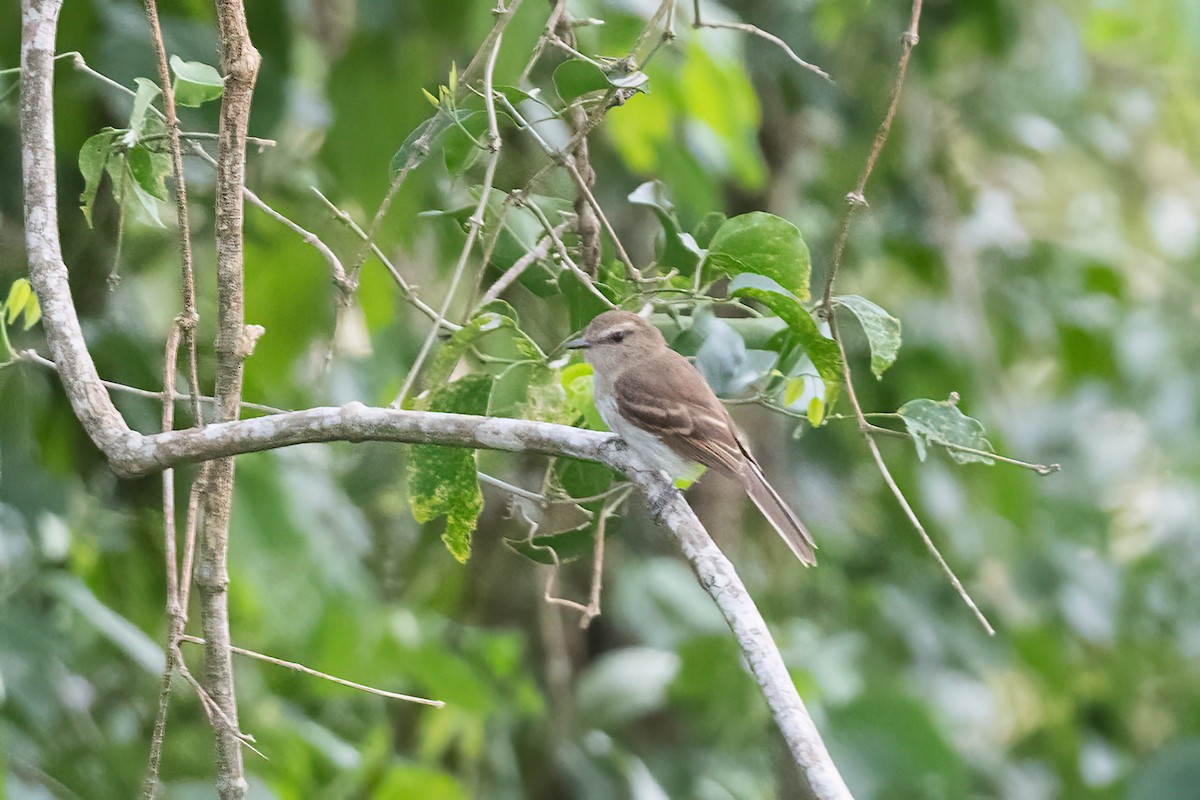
[[568, 310, 817, 565]]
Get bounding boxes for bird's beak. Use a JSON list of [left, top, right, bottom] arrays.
[[566, 337, 590, 350]]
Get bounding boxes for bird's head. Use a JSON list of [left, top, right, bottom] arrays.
[[566, 310, 666, 372]]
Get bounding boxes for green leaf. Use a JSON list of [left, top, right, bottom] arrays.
[[126, 78, 162, 143], [836, 294, 902, 379], [426, 305, 534, 388], [628, 181, 700, 274], [391, 110, 472, 176], [728, 273, 842, 394], [169, 55, 223, 107], [79, 130, 117, 226], [443, 110, 488, 174], [128, 172, 166, 228], [807, 396, 825, 427], [553, 59, 649, 103], [21, 290, 42, 330], [897, 397, 995, 465], [692, 211, 727, 249], [409, 374, 493, 563], [126, 144, 171, 201], [488, 361, 572, 424], [553, 60, 611, 102], [561, 361, 607, 431], [708, 212, 811, 300], [5, 279, 32, 326]]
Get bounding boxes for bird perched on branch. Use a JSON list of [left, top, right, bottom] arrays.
[[568, 310, 817, 565]]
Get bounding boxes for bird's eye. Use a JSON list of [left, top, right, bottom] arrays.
[[610, 331, 627, 343]]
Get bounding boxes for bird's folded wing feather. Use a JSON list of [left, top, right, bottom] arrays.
[[613, 352, 744, 477]]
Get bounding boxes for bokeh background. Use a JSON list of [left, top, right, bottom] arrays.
[[3, 0, 1200, 798]]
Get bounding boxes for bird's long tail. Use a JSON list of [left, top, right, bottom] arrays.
[[740, 463, 818, 566]]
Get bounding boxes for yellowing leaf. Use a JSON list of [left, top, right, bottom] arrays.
[[408, 374, 493, 563]]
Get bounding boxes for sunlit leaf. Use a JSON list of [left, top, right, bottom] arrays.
[[21, 291, 42, 330], [807, 396, 825, 427], [409, 374, 493, 562], [836, 294, 902, 379], [897, 397, 995, 464], [169, 55, 223, 107], [5, 279, 32, 326]]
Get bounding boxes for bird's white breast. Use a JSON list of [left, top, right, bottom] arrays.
[[593, 382, 694, 479]]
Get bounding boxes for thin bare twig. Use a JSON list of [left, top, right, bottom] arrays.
[[173, 649, 265, 760], [539, 488, 629, 628], [478, 224, 567, 307], [691, 0, 831, 82], [812, 1, 993, 633], [346, 0, 526, 289], [310, 188, 460, 332], [141, 0, 203, 427], [179, 635, 444, 707], [142, 316, 184, 799], [500, 93, 642, 282], [15, 348, 285, 417], [393, 20, 509, 407], [514, 192, 616, 309]]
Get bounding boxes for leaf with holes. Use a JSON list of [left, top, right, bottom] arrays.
[[836, 294, 901, 379], [409, 374, 493, 562], [898, 398, 995, 465], [708, 212, 811, 300]]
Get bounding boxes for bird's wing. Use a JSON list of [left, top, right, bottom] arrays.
[[613, 350, 745, 477]]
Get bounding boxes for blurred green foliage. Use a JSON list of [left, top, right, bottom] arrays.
[[3, 0, 1200, 798]]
